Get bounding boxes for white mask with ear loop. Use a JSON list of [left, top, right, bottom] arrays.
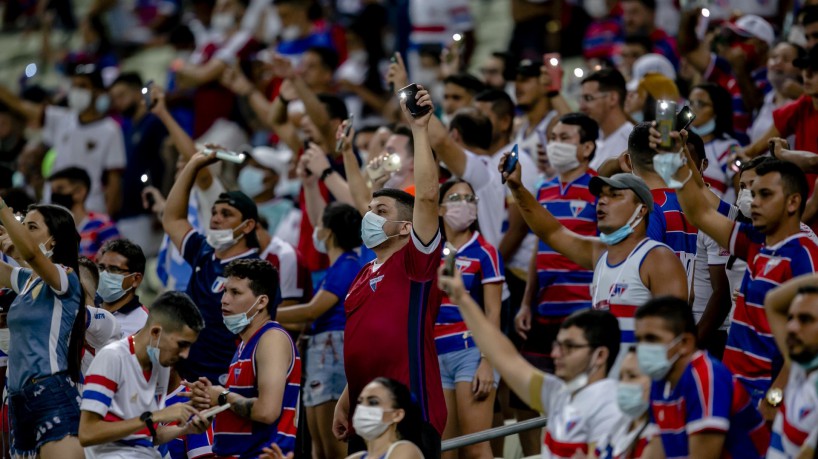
[[562, 347, 602, 394], [39, 237, 53, 259]]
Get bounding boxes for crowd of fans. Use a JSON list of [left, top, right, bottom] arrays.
[[4, 0, 818, 458]]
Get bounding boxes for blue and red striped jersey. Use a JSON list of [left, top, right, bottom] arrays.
[[535, 173, 597, 318], [648, 189, 698, 288], [161, 385, 214, 459], [726, 224, 818, 403], [213, 321, 301, 458], [704, 53, 750, 143], [649, 352, 769, 459], [435, 232, 504, 354]]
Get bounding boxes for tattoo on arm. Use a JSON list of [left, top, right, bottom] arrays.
[[231, 397, 256, 419]]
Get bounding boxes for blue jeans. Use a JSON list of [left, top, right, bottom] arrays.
[[303, 331, 346, 407], [9, 372, 81, 456]]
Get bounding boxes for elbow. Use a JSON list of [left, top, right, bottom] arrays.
[[78, 428, 96, 447], [254, 407, 282, 425]]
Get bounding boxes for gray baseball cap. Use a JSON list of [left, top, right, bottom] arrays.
[[589, 173, 654, 210]]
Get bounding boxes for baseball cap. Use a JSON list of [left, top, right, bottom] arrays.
[[589, 173, 654, 210], [516, 59, 543, 78], [728, 14, 775, 48], [626, 54, 676, 91], [637, 73, 680, 101], [249, 146, 292, 176], [794, 45, 818, 70], [215, 191, 259, 221]]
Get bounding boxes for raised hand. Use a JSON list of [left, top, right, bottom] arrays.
[[220, 66, 255, 96], [302, 142, 331, 176], [270, 54, 296, 80], [399, 86, 434, 127], [385, 52, 409, 94], [498, 150, 523, 190]]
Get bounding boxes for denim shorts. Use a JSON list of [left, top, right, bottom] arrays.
[[8, 372, 81, 456], [438, 347, 500, 390], [303, 330, 346, 407]]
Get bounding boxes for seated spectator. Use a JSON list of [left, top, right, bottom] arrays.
[[96, 239, 149, 337], [439, 263, 623, 459], [345, 378, 426, 459], [277, 203, 363, 459], [160, 368, 215, 459], [190, 259, 301, 457], [78, 292, 209, 456], [634, 297, 769, 458], [48, 167, 120, 260]]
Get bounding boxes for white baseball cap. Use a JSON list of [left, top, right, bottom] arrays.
[[249, 146, 293, 176], [627, 54, 677, 91], [729, 14, 775, 48]]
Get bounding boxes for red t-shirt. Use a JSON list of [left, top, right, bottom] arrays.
[[773, 94, 818, 216], [343, 230, 446, 434]]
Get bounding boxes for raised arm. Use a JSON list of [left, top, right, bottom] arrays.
[[0, 86, 43, 125], [0, 199, 62, 290], [765, 273, 818, 355], [302, 143, 354, 205], [276, 290, 339, 323], [337, 124, 371, 215], [427, 115, 468, 176], [297, 154, 326, 227], [162, 152, 219, 251], [501, 155, 603, 269], [401, 88, 439, 244]]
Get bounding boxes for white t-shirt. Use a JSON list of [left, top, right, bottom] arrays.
[[42, 106, 127, 214], [261, 236, 304, 301], [535, 376, 621, 458], [514, 111, 559, 168], [692, 230, 730, 330], [591, 122, 633, 171], [702, 136, 740, 203], [768, 364, 818, 459], [112, 304, 149, 338], [461, 149, 506, 248], [82, 306, 122, 375], [82, 336, 171, 459], [749, 91, 795, 146]]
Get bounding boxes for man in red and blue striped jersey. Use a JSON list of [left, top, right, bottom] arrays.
[[635, 297, 769, 459], [190, 259, 301, 458]]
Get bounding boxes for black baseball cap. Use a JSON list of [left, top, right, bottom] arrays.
[[516, 59, 543, 78], [215, 191, 259, 221]]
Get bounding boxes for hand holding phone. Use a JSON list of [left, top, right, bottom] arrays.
[[501, 144, 520, 184], [398, 84, 432, 118], [675, 106, 696, 132], [336, 115, 354, 154], [543, 53, 562, 92], [200, 403, 231, 420], [142, 80, 154, 109], [442, 244, 457, 277]]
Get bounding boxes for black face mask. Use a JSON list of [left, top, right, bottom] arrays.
[[51, 192, 75, 209], [121, 103, 139, 119]]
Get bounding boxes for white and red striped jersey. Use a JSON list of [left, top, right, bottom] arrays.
[[533, 375, 621, 458], [701, 136, 739, 202], [81, 336, 170, 458], [768, 364, 818, 458]]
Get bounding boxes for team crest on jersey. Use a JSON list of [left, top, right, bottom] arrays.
[[609, 283, 628, 297], [570, 201, 586, 218], [211, 276, 227, 293], [762, 258, 782, 276], [566, 418, 580, 433], [800, 406, 814, 419], [455, 260, 471, 271], [370, 275, 385, 292], [234, 368, 241, 383]]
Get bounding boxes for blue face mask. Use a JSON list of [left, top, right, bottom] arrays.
[[97, 271, 134, 303], [223, 297, 262, 334], [361, 211, 408, 249], [95, 93, 111, 114], [147, 330, 162, 366], [238, 165, 267, 198], [637, 335, 681, 380], [599, 205, 644, 246], [690, 118, 715, 136], [653, 151, 687, 189], [312, 227, 328, 254], [617, 381, 649, 418]]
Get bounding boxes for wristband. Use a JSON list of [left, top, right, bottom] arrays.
[[319, 167, 334, 181]]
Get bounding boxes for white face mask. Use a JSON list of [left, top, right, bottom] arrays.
[[281, 25, 301, 41], [206, 221, 246, 251], [352, 405, 394, 441], [68, 87, 92, 112], [736, 188, 752, 218], [545, 142, 582, 174]]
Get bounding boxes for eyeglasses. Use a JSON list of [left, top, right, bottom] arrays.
[[98, 264, 130, 275], [552, 340, 593, 355], [580, 92, 609, 103], [444, 193, 478, 203], [688, 100, 712, 110]]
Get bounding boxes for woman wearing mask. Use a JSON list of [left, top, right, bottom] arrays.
[[276, 203, 363, 459], [436, 179, 504, 459], [594, 348, 656, 459], [346, 377, 425, 459], [687, 83, 740, 202], [0, 203, 85, 458]]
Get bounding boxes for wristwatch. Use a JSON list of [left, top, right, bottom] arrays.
[[765, 387, 784, 407], [319, 167, 334, 181], [218, 390, 231, 406], [140, 411, 157, 443]]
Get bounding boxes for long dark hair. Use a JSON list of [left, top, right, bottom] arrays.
[[371, 377, 430, 456], [691, 83, 735, 138], [439, 178, 481, 235], [28, 204, 85, 382]]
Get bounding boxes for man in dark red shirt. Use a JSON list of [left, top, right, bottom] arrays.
[[332, 88, 445, 456]]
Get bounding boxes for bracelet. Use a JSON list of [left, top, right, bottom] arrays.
[[319, 167, 334, 181]]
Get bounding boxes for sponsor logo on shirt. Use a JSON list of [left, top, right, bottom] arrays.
[[610, 283, 628, 297], [370, 275, 385, 292]]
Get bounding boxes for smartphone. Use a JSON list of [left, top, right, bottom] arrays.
[[336, 115, 354, 153], [729, 146, 743, 172], [141, 80, 154, 109], [543, 53, 562, 92], [203, 148, 246, 164], [501, 144, 519, 184], [768, 140, 777, 158], [140, 173, 155, 209], [398, 83, 431, 118], [676, 106, 696, 132], [442, 243, 457, 277], [200, 403, 231, 420]]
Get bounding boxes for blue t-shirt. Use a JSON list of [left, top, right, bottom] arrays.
[[119, 113, 167, 218], [176, 231, 258, 384], [7, 265, 81, 391], [310, 252, 361, 334]]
